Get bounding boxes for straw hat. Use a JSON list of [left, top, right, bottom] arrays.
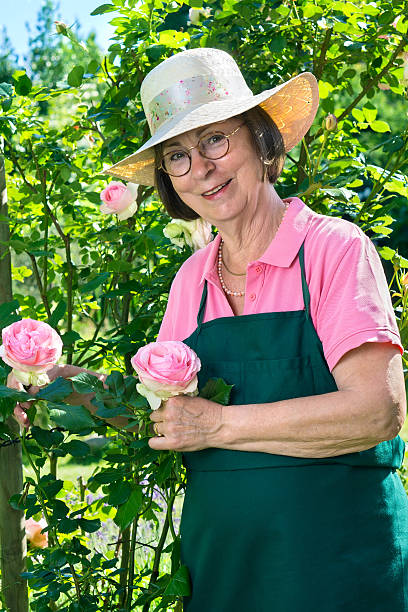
[[104, 48, 319, 186]]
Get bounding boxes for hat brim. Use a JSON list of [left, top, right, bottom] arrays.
[[103, 72, 319, 186]]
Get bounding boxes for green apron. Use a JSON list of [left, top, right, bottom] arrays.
[[181, 243, 408, 611]]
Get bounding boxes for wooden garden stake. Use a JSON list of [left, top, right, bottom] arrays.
[[0, 152, 28, 611]]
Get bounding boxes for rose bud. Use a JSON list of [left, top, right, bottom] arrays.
[[324, 114, 338, 132]]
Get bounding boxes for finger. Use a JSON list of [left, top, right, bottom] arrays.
[[148, 435, 172, 451], [28, 385, 40, 396], [13, 405, 30, 429], [7, 372, 23, 390], [150, 410, 164, 422], [152, 422, 165, 437]]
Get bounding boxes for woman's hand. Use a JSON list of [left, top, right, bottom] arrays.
[[148, 395, 223, 451], [7, 364, 87, 429], [7, 370, 42, 429]]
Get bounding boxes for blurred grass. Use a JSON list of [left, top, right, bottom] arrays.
[[23, 454, 100, 484]]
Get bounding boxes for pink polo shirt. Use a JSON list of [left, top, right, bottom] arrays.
[[158, 197, 402, 371]]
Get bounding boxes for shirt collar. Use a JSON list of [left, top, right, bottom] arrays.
[[259, 197, 314, 268], [200, 197, 315, 285]]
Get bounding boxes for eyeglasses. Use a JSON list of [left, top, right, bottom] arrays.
[[158, 124, 245, 177]]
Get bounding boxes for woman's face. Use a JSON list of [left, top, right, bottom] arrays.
[[162, 117, 264, 225]]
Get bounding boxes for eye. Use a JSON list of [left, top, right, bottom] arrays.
[[169, 151, 188, 162], [204, 133, 226, 146]]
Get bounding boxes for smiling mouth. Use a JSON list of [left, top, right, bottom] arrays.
[[202, 180, 231, 196]]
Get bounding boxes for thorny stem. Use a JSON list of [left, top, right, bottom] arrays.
[[68, 562, 82, 600], [2, 139, 35, 192], [65, 233, 74, 364], [142, 513, 170, 612], [119, 525, 131, 605], [125, 517, 139, 611], [28, 253, 52, 318], [74, 301, 108, 366]]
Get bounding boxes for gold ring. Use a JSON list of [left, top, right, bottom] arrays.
[[153, 422, 163, 437]]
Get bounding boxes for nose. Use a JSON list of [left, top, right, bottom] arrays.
[[190, 148, 215, 179]]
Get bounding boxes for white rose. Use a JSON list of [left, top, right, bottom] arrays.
[[188, 7, 211, 25], [163, 218, 213, 251]]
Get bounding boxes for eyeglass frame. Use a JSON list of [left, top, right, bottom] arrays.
[[157, 123, 245, 177]]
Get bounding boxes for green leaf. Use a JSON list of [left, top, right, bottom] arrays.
[[38, 474, 64, 499], [363, 107, 377, 123], [114, 487, 143, 530], [383, 136, 404, 152], [31, 426, 63, 449], [351, 108, 365, 122], [370, 120, 390, 133], [145, 44, 167, 62], [0, 83, 13, 98], [79, 272, 110, 294], [48, 300, 66, 328], [61, 330, 81, 346], [87, 59, 99, 73], [90, 3, 115, 15], [156, 454, 173, 486], [63, 439, 90, 457], [379, 246, 395, 261], [71, 372, 104, 394], [68, 65, 85, 88], [269, 36, 286, 53], [37, 378, 73, 402], [107, 481, 132, 506], [48, 549, 68, 569], [58, 517, 78, 534], [15, 74, 32, 96], [0, 300, 20, 329], [48, 499, 70, 519], [93, 469, 122, 484], [106, 371, 125, 395], [77, 518, 101, 533], [49, 404, 95, 432], [199, 378, 233, 405], [163, 565, 191, 597], [0, 385, 29, 403]]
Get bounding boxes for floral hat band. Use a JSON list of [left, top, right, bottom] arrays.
[[104, 48, 319, 186], [147, 74, 251, 132]]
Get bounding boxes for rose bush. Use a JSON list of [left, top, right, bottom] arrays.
[[0, 319, 63, 386], [131, 341, 201, 409], [100, 181, 139, 220]]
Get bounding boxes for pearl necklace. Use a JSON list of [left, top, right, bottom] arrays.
[[217, 241, 246, 297], [217, 202, 289, 298]]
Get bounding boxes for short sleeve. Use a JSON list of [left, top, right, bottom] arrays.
[[311, 229, 403, 371]]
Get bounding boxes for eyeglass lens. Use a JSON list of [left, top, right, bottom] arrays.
[[162, 132, 229, 177]]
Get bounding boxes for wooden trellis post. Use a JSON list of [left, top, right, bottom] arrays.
[[0, 152, 28, 611]]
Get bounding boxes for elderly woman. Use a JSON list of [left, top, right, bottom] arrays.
[[14, 48, 408, 610], [104, 48, 408, 611]]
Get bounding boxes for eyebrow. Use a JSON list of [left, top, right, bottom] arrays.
[[163, 123, 227, 151]]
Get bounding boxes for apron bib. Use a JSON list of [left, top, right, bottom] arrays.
[[181, 243, 408, 612]]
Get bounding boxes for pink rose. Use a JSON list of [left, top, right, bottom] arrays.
[[0, 319, 63, 386], [25, 517, 48, 548], [100, 181, 138, 220], [131, 341, 201, 409]]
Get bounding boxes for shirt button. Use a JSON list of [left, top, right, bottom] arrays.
[[249, 293, 256, 301], [255, 265, 263, 274]]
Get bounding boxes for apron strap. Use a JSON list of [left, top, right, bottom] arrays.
[[197, 280, 208, 326], [298, 243, 310, 317]]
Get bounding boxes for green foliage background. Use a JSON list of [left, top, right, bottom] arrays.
[[0, 0, 408, 609]]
